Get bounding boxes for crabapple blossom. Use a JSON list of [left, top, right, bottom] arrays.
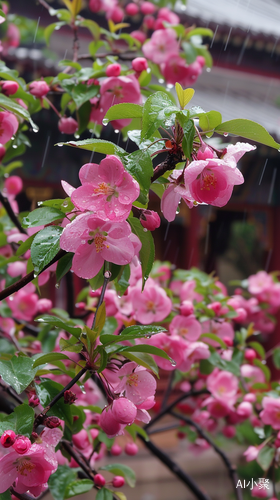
[[144, 332, 185, 371], [260, 397, 280, 429], [60, 214, 140, 279], [94, 474, 106, 486], [112, 476, 125, 487], [0, 111, 18, 144], [1, 80, 19, 96], [0, 430, 16, 448], [132, 57, 148, 73], [58, 117, 78, 134], [100, 406, 125, 438], [169, 314, 202, 341], [141, 1, 156, 14], [161, 170, 195, 221], [106, 63, 121, 77], [207, 368, 239, 406], [125, 3, 139, 15], [114, 362, 156, 404], [124, 442, 138, 455], [130, 279, 172, 323], [111, 443, 122, 455], [12, 436, 31, 454], [71, 155, 140, 221], [140, 209, 161, 230], [142, 29, 179, 64], [112, 397, 137, 424], [29, 80, 50, 98], [4, 175, 23, 196]]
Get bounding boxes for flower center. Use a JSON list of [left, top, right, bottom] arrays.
[[146, 300, 155, 312], [201, 171, 217, 191], [16, 458, 35, 476], [93, 182, 115, 197], [94, 233, 108, 253], [127, 374, 139, 387]]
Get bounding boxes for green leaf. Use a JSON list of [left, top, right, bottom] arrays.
[[60, 81, 98, 108], [200, 333, 227, 349], [45, 22, 65, 45], [0, 491, 12, 500], [253, 359, 271, 382], [181, 119, 195, 160], [88, 265, 105, 291], [128, 217, 155, 287], [77, 101, 91, 135], [15, 233, 36, 257], [31, 226, 63, 274], [208, 351, 240, 377], [127, 422, 149, 442], [35, 378, 72, 425], [22, 207, 65, 228], [65, 479, 93, 498], [100, 325, 165, 345], [122, 149, 153, 204], [35, 314, 82, 338], [199, 111, 222, 132], [48, 465, 78, 500], [96, 488, 113, 500], [59, 337, 83, 353], [114, 264, 130, 296], [104, 103, 143, 122], [0, 93, 38, 131], [32, 352, 70, 369], [100, 464, 136, 487], [41, 198, 74, 213], [248, 341, 265, 360], [57, 139, 125, 155], [120, 351, 159, 376], [215, 119, 280, 149], [120, 344, 175, 364], [0, 405, 34, 436], [0, 356, 37, 393], [101, 317, 118, 336], [273, 346, 280, 369], [97, 345, 108, 373], [199, 358, 214, 375], [79, 19, 100, 40], [141, 92, 178, 141], [95, 301, 106, 335], [111, 492, 126, 500], [56, 252, 74, 282], [257, 445, 275, 471], [58, 59, 82, 71], [185, 28, 213, 39], [175, 84, 195, 109]]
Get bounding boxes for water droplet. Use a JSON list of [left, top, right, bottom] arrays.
[[12, 145, 17, 149], [55, 283, 60, 289], [145, 334, 151, 339], [104, 270, 112, 279], [102, 118, 109, 126], [180, 4, 186, 10], [206, 68, 211, 73], [34, 266, 39, 273], [81, 239, 86, 245], [74, 133, 80, 139], [117, 294, 121, 298], [147, 68, 151, 73], [158, 78, 164, 84], [57, 143, 63, 147], [54, 25, 60, 30], [167, 84, 174, 89], [33, 273, 38, 278], [176, 208, 180, 214], [170, 359, 176, 366], [9, 296, 14, 301], [223, 133, 228, 137], [11, 136, 15, 141], [4, 173, 8, 178], [114, 129, 120, 134], [278, 148, 280, 153], [62, 201, 68, 208], [37, 201, 43, 206], [33, 128, 39, 133]]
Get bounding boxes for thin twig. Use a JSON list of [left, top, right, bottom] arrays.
[[145, 388, 209, 430], [0, 249, 66, 301], [137, 434, 212, 500], [0, 191, 27, 234], [147, 423, 180, 435], [61, 439, 96, 480], [170, 411, 243, 500], [160, 370, 175, 410], [0, 381, 23, 405]]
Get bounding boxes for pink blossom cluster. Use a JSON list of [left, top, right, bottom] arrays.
[[60, 155, 141, 279], [162, 142, 256, 220], [0, 428, 62, 497]]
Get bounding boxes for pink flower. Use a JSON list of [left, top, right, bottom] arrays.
[[201, 319, 235, 347], [7, 289, 38, 321], [1, 81, 19, 96], [112, 397, 137, 424], [144, 332, 185, 371], [260, 397, 280, 429], [60, 214, 140, 279], [161, 170, 195, 221], [130, 279, 172, 324], [241, 364, 265, 386], [114, 362, 156, 404], [71, 155, 140, 221], [58, 117, 78, 134], [169, 315, 202, 341], [4, 176, 23, 196], [161, 55, 193, 86], [243, 446, 260, 462], [180, 279, 203, 303], [91, 75, 142, 129], [106, 63, 121, 77], [156, 7, 180, 26], [184, 143, 255, 207], [0, 111, 18, 145], [142, 29, 179, 64], [0, 428, 62, 496], [132, 57, 148, 73], [100, 406, 125, 438], [206, 368, 238, 406]]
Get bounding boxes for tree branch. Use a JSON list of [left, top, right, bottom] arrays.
[[170, 411, 243, 500], [137, 434, 212, 500], [0, 191, 27, 234], [0, 249, 66, 301]]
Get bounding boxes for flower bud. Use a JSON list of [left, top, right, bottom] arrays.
[[58, 117, 78, 135], [0, 144, 6, 161], [132, 57, 148, 73], [94, 474, 106, 486], [45, 416, 61, 428], [28, 394, 40, 407], [112, 397, 137, 424], [140, 210, 160, 231], [89, 0, 102, 12], [244, 348, 257, 362], [111, 443, 122, 456], [180, 300, 194, 316], [124, 442, 138, 455], [29, 81, 50, 98], [125, 3, 139, 15], [4, 175, 23, 196], [0, 429, 16, 448], [36, 298, 53, 314], [12, 435, 31, 454], [112, 476, 125, 488], [64, 390, 77, 405], [141, 1, 156, 14], [1, 81, 19, 96], [106, 63, 121, 77]]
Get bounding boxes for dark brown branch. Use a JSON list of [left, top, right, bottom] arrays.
[[137, 434, 212, 500], [170, 411, 243, 500], [145, 388, 209, 430], [0, 381, 23, 405], [61, 439, 96, 480], [0, 249, 66, 301], [0, 191, 27, 235]]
